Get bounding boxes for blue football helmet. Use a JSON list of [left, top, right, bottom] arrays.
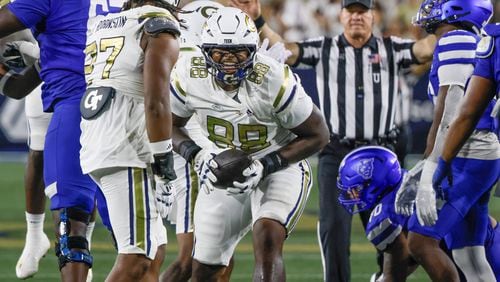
[[337, 146, 402, 214], [413, 0, 493, 34]]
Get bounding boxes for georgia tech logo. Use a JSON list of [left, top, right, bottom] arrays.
[[245, 15, 257, 32], [84, 89, 103, 111], [200, 6, 219, 18]]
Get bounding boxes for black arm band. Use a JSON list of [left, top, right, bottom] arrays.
[[178, 140, 202, 164], [259, 151, 289, 177], [254, 15, 266, 30]]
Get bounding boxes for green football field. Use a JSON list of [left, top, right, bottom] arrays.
[[0, 160, 499, 281]]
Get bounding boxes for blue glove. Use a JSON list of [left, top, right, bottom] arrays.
[[432, 157, 452, 199]]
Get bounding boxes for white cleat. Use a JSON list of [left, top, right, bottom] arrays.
[[86, 268, 93, 282], [15, 233, 51, 279]]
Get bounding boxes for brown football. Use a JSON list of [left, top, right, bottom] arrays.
[[210, 148, 253, 187]]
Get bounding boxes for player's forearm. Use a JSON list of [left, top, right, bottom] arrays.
[[0, 8, 26, 39], [427, 85, 463, 162], [385, 235, 415, 282], [413, 34, 436, 64], [441, 76, 494, 162], [0, 64, 41, 99], [279, 107, 329, 163], [145, 95, 172, 142]]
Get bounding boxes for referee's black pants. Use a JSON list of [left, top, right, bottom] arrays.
[[317, 139, 383, 282]]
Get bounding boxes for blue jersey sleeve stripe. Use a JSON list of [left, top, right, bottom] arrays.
[[438, 42, 478, 53], [370, 221, 398, 246], [438, 58, 476, 66], [276, 84, 298, 114], [374, 225, 402, 251], [170, 84, 185, 104]]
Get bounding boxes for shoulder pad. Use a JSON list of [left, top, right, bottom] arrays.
[[483, 24, 500, 37], [144, 16, 180, 37], [476, 35, 494, 59]]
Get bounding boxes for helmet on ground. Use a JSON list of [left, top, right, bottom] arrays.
[[337, 146, 402, 214], [413, 0, 493, 34], [201, 7, 259, 85], [179, 1, 223, 47]]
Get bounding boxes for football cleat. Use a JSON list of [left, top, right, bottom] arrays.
[[15, 232, 50, 279]]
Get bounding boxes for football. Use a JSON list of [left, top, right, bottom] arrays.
[[211, 148, 253, 187]]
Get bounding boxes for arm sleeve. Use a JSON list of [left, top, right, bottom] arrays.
[[293, 36, 325, 69], [473, 55, 495, 81], [390, 36, 417, 69], [366, 204, 403, 251], [7, 0, 49, 28], [436, 33, 477, 87], [271, 66, 313, 129]]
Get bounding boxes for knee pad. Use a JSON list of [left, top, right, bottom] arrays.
[[57, 208, 93, 269]]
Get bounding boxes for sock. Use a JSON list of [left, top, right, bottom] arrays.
[[26, 212, 45, 238], [86, 221, 95, 251]]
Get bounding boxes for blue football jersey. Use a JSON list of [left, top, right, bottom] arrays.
[[7, 0, 124, 112], [475, 24, 500, 96], [365, 188, 408, 251], [428, 29, 496, 131]]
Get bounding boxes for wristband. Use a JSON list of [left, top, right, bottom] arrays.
[[150, 139, 173, 155], [178, 140, 202, 163], [254, 15, 265, 30], [259, 151, 288, 177], [0, 70, 13, 96]]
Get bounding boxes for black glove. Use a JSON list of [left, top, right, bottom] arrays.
[[151, 151, 177, 182]]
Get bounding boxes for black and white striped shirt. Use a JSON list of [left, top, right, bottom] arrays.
[[294, 34, 417, 140]]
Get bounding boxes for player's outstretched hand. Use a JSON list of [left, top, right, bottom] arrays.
[[193, 149, 219, 194], [395, 177, 418, 216], [227, 160, 264, 195], [415, 183, 438, 226], [432, 157, 452, 198], [395, 160, 424, 216], [155, 179, 175, 218], [229, 0, 261, 20], [258, 38, 292, 63]]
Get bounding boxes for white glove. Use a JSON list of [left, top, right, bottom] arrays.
[[227, 160, 264, 195], [415, 160, 439, 226], [394, 160, 424, 216], [6, 41, 40, 66], [415, 183, 438, 226], [193, 149, 219, 194], [155, 178, 175, 218], [258, 38, 292, 64]]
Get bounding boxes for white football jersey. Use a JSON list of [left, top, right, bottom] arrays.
[[85, 5, 179, 99], [171, 52, 314, 159]]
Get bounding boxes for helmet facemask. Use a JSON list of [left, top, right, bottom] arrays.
[[337, 179, 373, 214], [412, 0, 445, 34], [202, 44, 256, 85]]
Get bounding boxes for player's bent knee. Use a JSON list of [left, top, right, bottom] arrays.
[[57, 208, 93, 270]]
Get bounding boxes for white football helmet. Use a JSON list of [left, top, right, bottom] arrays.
[[179, 1, 223, 47], [201, 7, 259, 85]]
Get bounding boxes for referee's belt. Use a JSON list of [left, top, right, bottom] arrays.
[[330, 132, 399, 149]]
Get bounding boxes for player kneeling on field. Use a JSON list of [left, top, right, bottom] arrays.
[[170, 7, 329, 281], [337, 146, 500, 282]]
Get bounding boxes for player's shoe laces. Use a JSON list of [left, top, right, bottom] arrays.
[[15, 232, 50, 279]]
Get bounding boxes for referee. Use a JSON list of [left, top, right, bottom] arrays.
[[231, 0, 436, 281]]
